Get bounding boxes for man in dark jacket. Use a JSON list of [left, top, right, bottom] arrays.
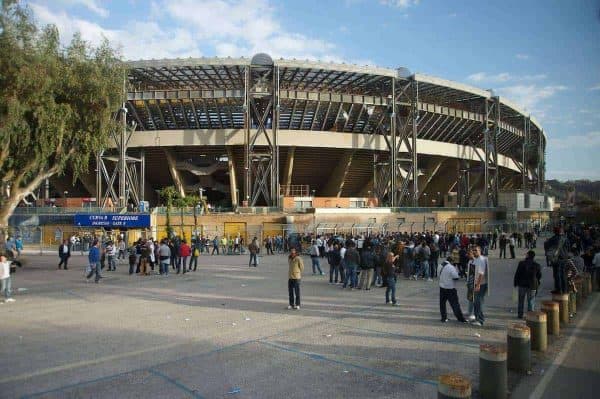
[[343, 243, 361, 289], [499, 235, 507, 258], [359, 246, 375, 290], [58, 239, 71, 270], [544, 226, 570, 293], [513, 250, 542, 318]]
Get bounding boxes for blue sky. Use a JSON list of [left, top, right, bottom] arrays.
[[26, 0, 600, 181]]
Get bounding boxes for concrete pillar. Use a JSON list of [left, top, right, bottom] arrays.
[[507, 323, 531, 374], [321, 150, 354, 197], [552, 293, 569, 325], [479, 344, 507, 399], [283, 146, 295, 195], [226, 147, 238, 207], [526, 311, 547, 351], [437, 373, 471, 399], [541, 301, 560, 336], [163, 148, 185, 198]]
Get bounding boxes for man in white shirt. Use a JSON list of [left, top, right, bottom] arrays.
[[472, 246, 489, 326], [439, 257, 467, 323], [0, 254, 15, 302]]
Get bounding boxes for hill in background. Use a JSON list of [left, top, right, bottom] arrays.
[[546, 179, 600, 204]]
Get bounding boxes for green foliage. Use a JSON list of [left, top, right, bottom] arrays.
[[158, 186, 179, 239], [0, 1, 125, 224]]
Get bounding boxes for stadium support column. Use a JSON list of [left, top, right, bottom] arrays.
[[283, 146, 295, 195], [97, 106, 144, 209], [244, 54, 278, 206], [388, 76, 418, 206], [482, 97, 499, 207], [226, 147, 238, 207], [537, 131, 545, 193], [163, 148, 185, 198], [522, 116, 530, 191]]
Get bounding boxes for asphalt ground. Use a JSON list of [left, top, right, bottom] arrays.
[[0, 245, 598, 398]]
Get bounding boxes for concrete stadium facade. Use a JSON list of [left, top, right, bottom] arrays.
[[77, 53, 546, 209]]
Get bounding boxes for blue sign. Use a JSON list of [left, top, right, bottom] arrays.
[[74, 214, 151, 228]]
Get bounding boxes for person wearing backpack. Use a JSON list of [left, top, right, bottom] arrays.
[[544, 227, 571, 294], [359, 245, 375, 290], [513, 250, 542, 319]]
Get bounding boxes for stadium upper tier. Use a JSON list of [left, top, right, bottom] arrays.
[[88, 55, 547, 207], [126, 57, 544, 151]]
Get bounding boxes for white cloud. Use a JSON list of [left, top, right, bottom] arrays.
[[31, 0, 341, 62], [496, 84, 567, 112], [160, 0, 337, 61], [56, 0, 109, 18], [515, 53, 530, 60], [30, 3, 203, 60], [379, 0, 421, 8], [589, 84, 600, 91], [467, 72, 547, 84], [547, 131, 600, 150]]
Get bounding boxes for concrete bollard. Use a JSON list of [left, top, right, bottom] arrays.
[[479, 344, 507, 399], [552, 293, 569, 325], [526, 311, 547, 351], [438, 373, 471, 399], [569, 291, 577, 316], [541, 301, 560, 335], [507, 323, 531, 374]]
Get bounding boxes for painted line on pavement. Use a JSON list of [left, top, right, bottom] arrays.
[[148, 368, 206, 399], [529, 293, 600, 399], [325, 321, 480, 349], [259, 340, 437, 386]]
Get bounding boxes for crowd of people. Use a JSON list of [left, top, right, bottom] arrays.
[[2, 224, 599, 318]]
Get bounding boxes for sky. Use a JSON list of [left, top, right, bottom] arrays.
[[24, 0, 600, 181]]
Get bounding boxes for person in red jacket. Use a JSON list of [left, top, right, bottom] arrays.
[[178, 240, 191, 274]]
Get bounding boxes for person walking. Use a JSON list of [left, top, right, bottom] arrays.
[[513, 250, 542, 319], [439, 257, 467, 323], [471, 246, 489, 326], [248, 237, 259, 267], [86, 241, 102, 283], [343, 242, 360, 289], [58, 239, 71, 270], [15, 236, 23, 258], [310, 240, 323, 275], [509, 236, 516, 259], [106, 241, 116, 271], [383, 252, 400, 305], [211, 236, 219, 255], [287, 248, 304, 310], [0, 253, 15, 303], [499, 234, 507, 258]]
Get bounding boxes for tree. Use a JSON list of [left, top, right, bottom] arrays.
[[0, 1, 125, 239], [158, 186, 178, 239]]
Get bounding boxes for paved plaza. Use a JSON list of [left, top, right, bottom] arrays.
[[1, 246, 598, 398]]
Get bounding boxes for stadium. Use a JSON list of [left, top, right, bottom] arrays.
[[59, 53, 545, 210], [20, 52, 554, 243]]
